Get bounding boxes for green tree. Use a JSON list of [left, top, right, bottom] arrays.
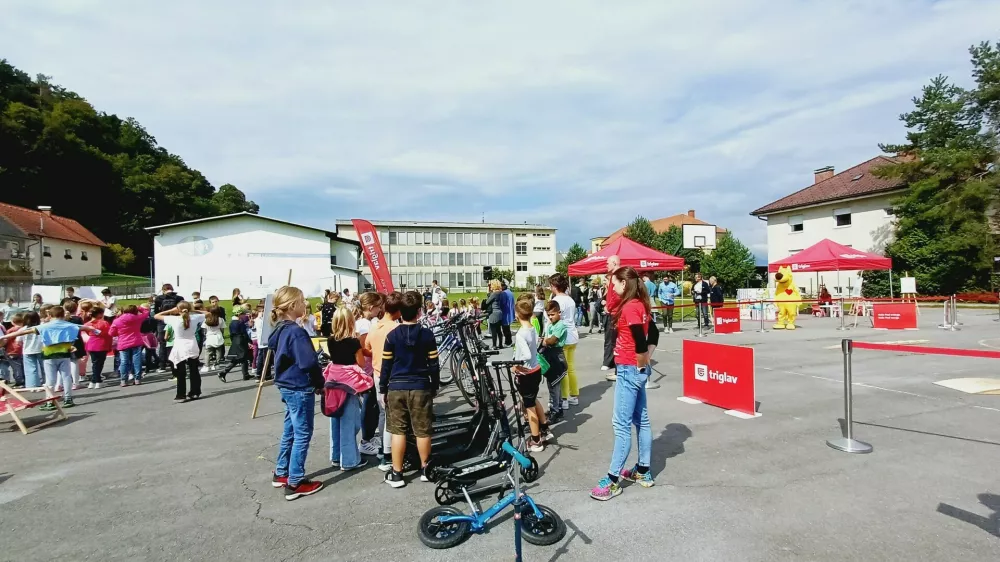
[[700, 233, 755, 295], [103, 243, 135, 270], [213, 183, 260, 214], [652, 225, 703, 273], [556, 243, 588, 277], [622, 216, 657, 248], [491, 268, 515, 284]]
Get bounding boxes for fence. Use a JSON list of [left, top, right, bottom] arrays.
[[0, 281, 32, 304]]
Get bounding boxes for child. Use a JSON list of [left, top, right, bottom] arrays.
[[541, 300, 568, 423], [19, 311, 44, 387], [269, 285, 325, 500], [220, 311, 252, 382], [356, 292, 384, 457], [380, 290, 440, 488], [533, 286, 546, 335], [469, 297, 482, 335], [1, 312, 25, 387], [201, 307, 226, 373], [325, 306, 369, 470], [591, 266, 654, 501], [0, 306, 100, 408], [366, 291, 402, 471], [513, 298, 549, 452], [63, 299, 87, 390], [84, 308, 112, 389], [548, 273, 579, 409]]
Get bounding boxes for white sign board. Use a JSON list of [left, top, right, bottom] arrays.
[[30, 285, 64, 305], [900, 277, 917, 295], [258, 292, 275, 349], [682, 224, 718, 250]]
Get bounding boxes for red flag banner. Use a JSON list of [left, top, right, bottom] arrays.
[[351, 219, 394, 294]]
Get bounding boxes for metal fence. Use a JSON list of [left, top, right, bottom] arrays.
[[0, 281, 31, 304]]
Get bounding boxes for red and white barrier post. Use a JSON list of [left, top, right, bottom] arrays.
[[826, 339, 873, 454]]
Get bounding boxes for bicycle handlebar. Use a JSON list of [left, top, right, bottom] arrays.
[[491, 360, 525, 367], [501, 441, 533, 470]]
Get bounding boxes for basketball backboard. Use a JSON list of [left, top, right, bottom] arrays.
[[682, 224, 717, 250]]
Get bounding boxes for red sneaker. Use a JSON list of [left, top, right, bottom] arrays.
[[284, 480, 323, 501], [271, 473, 288, 488]]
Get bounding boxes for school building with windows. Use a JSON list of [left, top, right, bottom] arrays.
[[335, 220, 558, 291]]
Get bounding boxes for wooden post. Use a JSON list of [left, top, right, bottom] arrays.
[[287, 269, 292, 285], [199, 276, 203, 294], [250, 349, 274, 420]]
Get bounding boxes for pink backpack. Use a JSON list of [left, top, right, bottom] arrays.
[[320, 363, 374, 417]]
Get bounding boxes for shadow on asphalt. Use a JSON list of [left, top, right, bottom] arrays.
[[649, 423, 692, 478], [0, 472, 11, 485], [548, 518, 593, 562], [937, 493, 1000, 538], [86, 386, 174, 405], [856, 421, 1000, 447], [197, 381, 263, 401]]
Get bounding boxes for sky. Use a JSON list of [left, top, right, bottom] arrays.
[[4, 1, 999, 262]]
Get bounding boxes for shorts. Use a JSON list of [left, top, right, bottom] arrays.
[[515, 369, 542, 408], [386, 389, 435, 438]]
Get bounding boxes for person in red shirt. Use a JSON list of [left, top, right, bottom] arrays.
[[84, 308, 113, 389], [591, 266, 654, 501]]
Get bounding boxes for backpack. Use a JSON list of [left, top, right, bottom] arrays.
[[140, 316, 157, 334], [320, 382, 352, 417]]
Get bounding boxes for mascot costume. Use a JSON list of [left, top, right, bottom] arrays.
[[773, 265, 800, 330]]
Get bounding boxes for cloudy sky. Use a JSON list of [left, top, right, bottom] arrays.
[[4, 1, 999, 260]]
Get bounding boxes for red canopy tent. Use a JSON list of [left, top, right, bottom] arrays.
[[768, 239, 891, 273], [568, 237, 684, 276]]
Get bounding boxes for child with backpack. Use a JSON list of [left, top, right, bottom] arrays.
[[323, 306, 373, 471], [541, 300, 568, 424]]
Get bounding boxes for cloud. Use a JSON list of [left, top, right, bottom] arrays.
[[3, 0, 999, 258]]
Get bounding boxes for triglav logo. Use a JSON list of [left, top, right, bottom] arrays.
[[715, 317, 738, 325], [791, 263, 810, 271], [360, 232, 375, 246], [639, 260, 659, 268], [839, 253, 866, 259], [693, 363, 738, 385], [359, 232, 381, 270]]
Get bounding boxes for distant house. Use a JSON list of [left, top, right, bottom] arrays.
[[599, 210, 726, 250], [0, 203, 104, 281], [750, 156, 904, 295]]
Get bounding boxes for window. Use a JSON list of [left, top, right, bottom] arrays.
[[448, 253, 456, 266], [43, 246, 51, 257], [64, 249, 72, 259], [432, 232, 440, 245], [495, 253, 502, 266], [465, 273, 472, 287], [456, 233, 464, 246], [407, 253, 415, 266], [457, 253, 464, 266], [389, 231, 397, 245], [479, 233, 487, 245], [448, 232, 456, 245], [379, 230, 388, 243], [488, 233, 495, 246], [473, 253, 481, 266], [465, 252, 471, 265], [390, 253, 398, 267], [503, 254, 510, 266], [424, 252, 431, 265], [515, 242, 527, 256], [432, 253, 440, 266], [81, 251, 89, 261], [532, 233, 550, 237], [415, 232, 423, 245], [516, 261, 528, 272], [416, 273, 424, 286], [834, 208, 851, 227], [464, 233, 472, 245], [487, 253, 495, 266], [532, 247, 550, 252], [416, 253, 424, 266], [408, 273, 416, 288], [449, 272, 457, 287], [481, 253, 488, 265], [516, 233, 527, 237], [533, 261, 552, 266], [789, 215, 803, 233], [441, 252, 448, 265], [502, 233, 510, 246]]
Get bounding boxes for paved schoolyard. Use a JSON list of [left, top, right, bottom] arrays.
[[2, 309, 999, 561]]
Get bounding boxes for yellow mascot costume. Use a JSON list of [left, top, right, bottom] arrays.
[[773, 265, 800, 330]]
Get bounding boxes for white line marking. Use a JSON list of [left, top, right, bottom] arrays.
[[979, 339, 1000, 350]]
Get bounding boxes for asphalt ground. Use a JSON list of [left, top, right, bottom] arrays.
[[1, 307, 999, 561]]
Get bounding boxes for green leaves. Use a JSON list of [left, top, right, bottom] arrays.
[[623, 216, 657, 248], [556, 243, 588, 277], [700, 233, 755, 295]]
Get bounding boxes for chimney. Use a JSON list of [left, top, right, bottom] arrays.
[[38, 206, 52, 216], [687, 210, 696, 218], [814, 166, 834, 183]]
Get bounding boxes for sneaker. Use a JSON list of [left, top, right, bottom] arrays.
[[377, 458, 393, 472], [547, 410, 564, 425], [568, 396, 579, 406], [561, 399, 569, 410], [341, 459, 368, 471], [87, 382, 95, 389], [271, 473, 288, 488], [668, 328, 674, 334], [620, 464, 655, 488], [199, 366, 209, 374], [590, 476, 622, 501], [284, 480, 324, 501], [134, 380, 141, 386], [600, 366, 609, 371], [359, 439, 379, 456], [38, 402, 55, 411], [543, 427, 555, 442], [62, 399, 76, 408], [385, 470, 406, 488], [121, 382, 128, 388], [93, 382, 101, 390], [528, 438, 544, 453], [420, 465, 433, 482], [606, 372, 618, 381], [330, 460, 340, 468], [54, 385, 62, 392]]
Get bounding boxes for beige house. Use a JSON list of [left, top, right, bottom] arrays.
[[0, 203, 104, 281]]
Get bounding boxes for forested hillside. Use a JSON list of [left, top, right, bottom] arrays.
[[0, 59, 258, 273]]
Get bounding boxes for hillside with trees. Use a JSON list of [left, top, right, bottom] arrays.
[[0, 59, 258, 273]]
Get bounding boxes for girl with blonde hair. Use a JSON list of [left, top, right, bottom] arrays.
[[269, 286, 326, 500], [154, 301, 206, 401], [325, 305, 369, 470]]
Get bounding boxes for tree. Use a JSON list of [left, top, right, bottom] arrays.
[[103, 243, 135, 271], [622, 216, 657, 248], [556, 243, 588, 277], [652, 225, 703, 273], [212, 183, 260, 214], [526, 274, 537, 288], [491, 269, 515, 284], [700, 233, 756, 295]]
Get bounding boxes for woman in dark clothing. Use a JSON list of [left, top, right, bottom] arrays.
[[482, 280, 504, 349], [319, 291, 339, 337], [220, 312, 253, 382]]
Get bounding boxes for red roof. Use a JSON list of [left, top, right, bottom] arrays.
[[0, 202, 105, 246], [601, 211, 725, 248], [569, 236, 684, 276], [751, 156, 903, 216], [768, 239, 891, 273]]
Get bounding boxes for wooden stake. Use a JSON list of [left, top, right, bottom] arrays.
[[250, 349, 274, 420], [287, 270, 292, 285]]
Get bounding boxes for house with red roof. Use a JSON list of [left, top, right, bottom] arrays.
[[593, 210, 727, 253], [0, 203, 105, 281], [750, 156, 903, 295]]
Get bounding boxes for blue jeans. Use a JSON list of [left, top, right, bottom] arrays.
[[119, 346, 143, 382], [23, 354, 44, 387], [275, 388, 315, 486], [329, 395, 363, 468], [608, 364, 652, 476], [1, 356, 24, 386]]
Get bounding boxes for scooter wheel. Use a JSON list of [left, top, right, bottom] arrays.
[[520, 457, 540, 483], [434, 481, 459, 505], [519, 503, 567, 546], [418, 506, 470, 549]]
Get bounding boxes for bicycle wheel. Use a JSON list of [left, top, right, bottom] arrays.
[[438, 350, 455, 386], [418, 506, 470, 549], [519, 503, 566, 546], [454, 356, 479, 408]]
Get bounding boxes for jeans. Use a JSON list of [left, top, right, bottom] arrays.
[[44, 358, 74, 399], [23, 354, 43, 387], [276, 388, 316, 487], [119, 346, 144, 382], [206, 345, 226, 367], [174, 358, 201, 398], [361, 388, 379, 442], [608, 364, 652, 476], [696, 303, 711, 328], [330, 394, 363, 468], [1, 356, 24, 386], [89, 351, 107, 384]]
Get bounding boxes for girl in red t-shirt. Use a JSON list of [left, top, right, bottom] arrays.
[[591, 266, 654, 501]]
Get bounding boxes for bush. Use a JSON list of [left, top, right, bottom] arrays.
[[955, 291, 999, 304]]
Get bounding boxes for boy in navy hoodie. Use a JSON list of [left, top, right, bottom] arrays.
[[379, 291, 440, 488]]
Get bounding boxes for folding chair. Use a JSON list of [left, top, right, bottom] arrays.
[[0, 382, 67, 435]]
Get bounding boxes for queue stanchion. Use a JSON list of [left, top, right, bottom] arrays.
[[836, 298, 849, 331], [694, 305, 708, 338], [756, 298, 767, 333], [827, 339, 873, 454], [952, 295, 963, 326], [995, 294, 1000, 322], [938, 297, 954, 330]]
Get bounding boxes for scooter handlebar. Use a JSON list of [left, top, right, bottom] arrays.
[[502, 441, 532, 470]]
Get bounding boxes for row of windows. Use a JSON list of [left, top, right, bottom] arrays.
[[38, 246, 89, 261], [384, 230, 511, 247], [388, 252, 512, 268], [515, 261, 554, 271], [787, 208, 896, 233], [390, 272, 483, 290]]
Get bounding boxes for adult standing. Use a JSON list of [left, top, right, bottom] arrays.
[[65, 287, 81, 303], [643, 274, 657, 323], [709, 276, 725, 329], [100, 288, 117, 323], [602, 255, 621, 378], [691, 273, 711, 329], [482, 280, 504, 348], [547, 273, 580, 409], [155, 301, 205, 401], [500, 281, 515, 348], [319, 290, 338, 337], [657, 274, 681, 333], [589, 281, 604, 334], [153, 284, 184, 373], [576, 278, 590, 327], [430, 280, 446, 312]]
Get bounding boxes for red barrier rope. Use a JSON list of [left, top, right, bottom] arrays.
[[852, 341, 1000, 360], [650, 296, 951, 310]]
